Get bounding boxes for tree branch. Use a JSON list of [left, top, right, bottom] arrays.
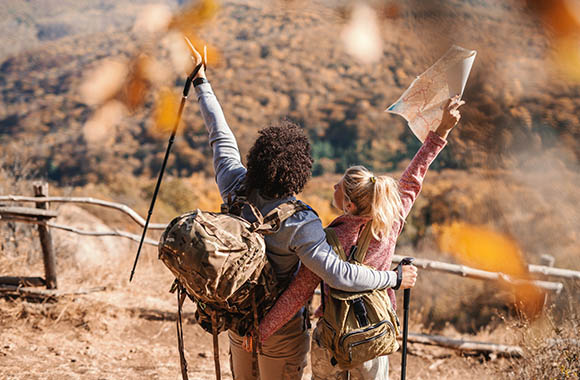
[[403, 332, 524, 358], [47, 222, 159, 247]]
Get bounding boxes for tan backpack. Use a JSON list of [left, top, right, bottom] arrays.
[[313, 222, 401, 371], [158, 198, 309, 380]]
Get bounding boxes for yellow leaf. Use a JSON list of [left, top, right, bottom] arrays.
[[155, 88, 180, 133]]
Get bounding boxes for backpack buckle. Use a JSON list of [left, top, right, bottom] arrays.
[[169, 279, 180, 294]]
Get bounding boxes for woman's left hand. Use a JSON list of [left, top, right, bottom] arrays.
[[435, 96, 465, 139]]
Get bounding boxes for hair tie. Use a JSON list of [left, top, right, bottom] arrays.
[[370, 176, 376, 184]]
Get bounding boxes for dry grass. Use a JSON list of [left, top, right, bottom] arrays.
[[502, 287, 580, 380]]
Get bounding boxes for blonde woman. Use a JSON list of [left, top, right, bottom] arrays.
[[256, 97, 464, 379]]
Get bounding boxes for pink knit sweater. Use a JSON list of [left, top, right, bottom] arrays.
[[259, 131, 447, 342]]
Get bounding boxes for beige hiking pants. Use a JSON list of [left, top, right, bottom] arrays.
[[310, 339, 389, 380], [229, 313, 310, 380]]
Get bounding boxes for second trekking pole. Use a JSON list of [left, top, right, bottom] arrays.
[[400, 257, 415, 380], [129, 59, 204, 282]]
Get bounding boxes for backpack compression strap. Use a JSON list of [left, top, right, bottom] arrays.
[[176, 282, 222, 380], [211, 313, 221, 380], [176, 283, 190, 380]]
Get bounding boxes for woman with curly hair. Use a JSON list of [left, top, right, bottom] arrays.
[[189, 44, 405, 380], [257, 98, 464, 380]]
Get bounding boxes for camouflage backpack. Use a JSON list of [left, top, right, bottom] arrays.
[[313, 222, 401, 371], [158, 197, 309, 380]]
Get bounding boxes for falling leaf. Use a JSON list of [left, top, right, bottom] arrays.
[[525, 0, 580, 80], [169, 0, 220, 34], [435, 222, 545, 318], [80, 59, 128, 106], [553, 35, 580, 80], [154, 87, 180, 133], [123, 55, 151, 111], [133, 4, 173, 34], [162, 32, 195, 75], [341, 3, 383, 64], [142, 56, 173, 87], [83, 100, 126, 147], [526, 0, 580, 38]]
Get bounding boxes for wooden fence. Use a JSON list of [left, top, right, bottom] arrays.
[[2, 186, 577, 291], [1, 183, 578, 357]]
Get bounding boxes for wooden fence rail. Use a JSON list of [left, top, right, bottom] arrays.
[[2, 193, 578, 293], [0, 195, 166, 230], [392, 255, 565, 293]]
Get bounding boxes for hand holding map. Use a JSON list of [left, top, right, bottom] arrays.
[[386, 45, 476, 142]]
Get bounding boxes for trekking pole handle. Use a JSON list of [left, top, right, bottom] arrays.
[[400, 257, 414, 310], [183, 63, 203, 97], [400, 257, 415, 267], [394, 257, 415, 290]]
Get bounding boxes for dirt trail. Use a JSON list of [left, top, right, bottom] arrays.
[[0, 291, 507, 380], [0, 197, 512, 380]]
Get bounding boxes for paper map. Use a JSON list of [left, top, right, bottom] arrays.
[[386, 45, 477, 142]]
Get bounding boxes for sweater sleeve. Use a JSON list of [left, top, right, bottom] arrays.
[[398, 131, 447, 223], [259, 265, 321, 342], [286, 214, 396, 291], [195, 82, 246, 200]]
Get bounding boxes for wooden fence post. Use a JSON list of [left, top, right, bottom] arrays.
[[33, 182, 58, 289]]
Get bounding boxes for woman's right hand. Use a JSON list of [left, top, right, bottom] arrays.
[[400, 265, 418, 289], [435, 96, 465, 139]]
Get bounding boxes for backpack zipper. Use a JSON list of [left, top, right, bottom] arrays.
[[339, 319, 395, 348]]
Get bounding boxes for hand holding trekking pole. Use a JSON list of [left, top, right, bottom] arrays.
[[400, 264, 417, 289], [184, 37, 207, 80]]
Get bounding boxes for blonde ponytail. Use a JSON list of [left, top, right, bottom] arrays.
[[341, 166, 404, 239]]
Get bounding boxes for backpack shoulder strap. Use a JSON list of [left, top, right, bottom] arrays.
[[353, 221, 373, 264], [258, 200, 314, 233], [324, 227, 347, 261]]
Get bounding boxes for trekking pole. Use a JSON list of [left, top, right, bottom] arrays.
[[400, 257, 415, 380], [129, 58, 205, 282]]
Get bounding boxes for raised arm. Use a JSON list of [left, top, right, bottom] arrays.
[[398, 97, 464, 220], [189, 44, 246, 199], [195, 83, 246, 199]]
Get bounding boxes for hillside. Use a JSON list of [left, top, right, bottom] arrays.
[[1, 0, 578, 187]]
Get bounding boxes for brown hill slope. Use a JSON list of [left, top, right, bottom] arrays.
[[0, 0, 578, 186]]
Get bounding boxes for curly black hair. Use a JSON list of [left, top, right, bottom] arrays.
[[245, 120, 313, 198]]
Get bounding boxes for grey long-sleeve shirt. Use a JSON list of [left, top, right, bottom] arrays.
[[195, 82, 396, 291]]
